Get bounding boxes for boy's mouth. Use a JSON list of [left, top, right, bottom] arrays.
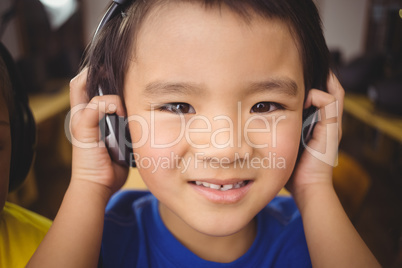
[[189, 179, 253, 204], [190, 180, 250, 191]]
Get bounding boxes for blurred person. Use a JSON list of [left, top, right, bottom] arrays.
[[0, 43, 52, 268]]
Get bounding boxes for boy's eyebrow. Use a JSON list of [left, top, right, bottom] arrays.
[[246, 78, 299, 96], [143, 81, 204, 97], [142, 78, 299, 97]]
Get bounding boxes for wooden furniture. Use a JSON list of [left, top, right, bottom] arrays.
[[28, 84, 70, 125], [343, 93, 402, 144]]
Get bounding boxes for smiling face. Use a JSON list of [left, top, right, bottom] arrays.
[[124, 1, 304, 252]]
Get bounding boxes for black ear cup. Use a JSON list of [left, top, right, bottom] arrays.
[[99, 113, 135, 167], [9, 93, 36, 192], [298, 105, 319, 159], [0, 43, 36, 192]]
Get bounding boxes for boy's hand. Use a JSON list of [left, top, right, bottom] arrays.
[[69, 69, 129, 197], [286, 73, 381, 268], [27, 70, 130, 268], [287, 72, 344, 197]]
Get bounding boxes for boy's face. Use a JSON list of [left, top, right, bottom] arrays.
[[0, 92, 11, 210], [125, 3, 304, 237]]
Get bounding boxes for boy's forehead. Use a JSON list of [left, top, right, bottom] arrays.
[[135, 1, 299, 55], [135, 2, 300, 59], [129, 2, 304, 97]]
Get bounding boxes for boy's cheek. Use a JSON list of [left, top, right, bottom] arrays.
[[257, 124, 301, 176], [128, 113, 185, 146], [131, 132, 189, 175], [245, 115, 301, 151]]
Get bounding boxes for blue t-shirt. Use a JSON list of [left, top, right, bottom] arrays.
[[100, 190, 311, 267]]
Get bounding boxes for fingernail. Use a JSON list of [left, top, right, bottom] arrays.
[[108, 103, 117, 113]]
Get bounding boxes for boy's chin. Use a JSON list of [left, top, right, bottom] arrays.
[[183, 210, 257, 238], [201, 223, 254, 238]]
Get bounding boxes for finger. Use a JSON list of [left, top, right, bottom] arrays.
[[80, 95, 126, 129], [304, 89, 342, 143], [304, 88, 337, 111], [327, 71, 345, 120], [70, 68, 89, 108]]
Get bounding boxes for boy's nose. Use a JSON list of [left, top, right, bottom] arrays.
[[187, 115, 254, 164]]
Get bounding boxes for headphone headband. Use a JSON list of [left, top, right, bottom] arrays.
[[95, 0, 132, 36]]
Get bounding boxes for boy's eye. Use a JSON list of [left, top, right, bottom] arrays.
[[250, 102, 282, 113], [159, 103, 196, 114]]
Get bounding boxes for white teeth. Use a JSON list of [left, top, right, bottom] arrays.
[[220, 184, 233, 191], [194, 181, 246, 191], [234, 182, 245, 189], [202, 182, 210, 187], [209, 183, 221, 190]]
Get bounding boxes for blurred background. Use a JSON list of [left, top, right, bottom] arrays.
[[1, 0, 401, 267]]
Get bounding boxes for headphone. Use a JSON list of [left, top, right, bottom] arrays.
[[95, 0, 320, 166], [94, 0, 134, 167], [0, 43, 36, 192]]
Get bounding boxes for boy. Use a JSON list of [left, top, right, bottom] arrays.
[[28, 0, 380, 267], [0, 43, 52, 268]]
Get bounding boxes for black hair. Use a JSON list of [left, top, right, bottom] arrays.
[[82, 0, 329, 105]]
